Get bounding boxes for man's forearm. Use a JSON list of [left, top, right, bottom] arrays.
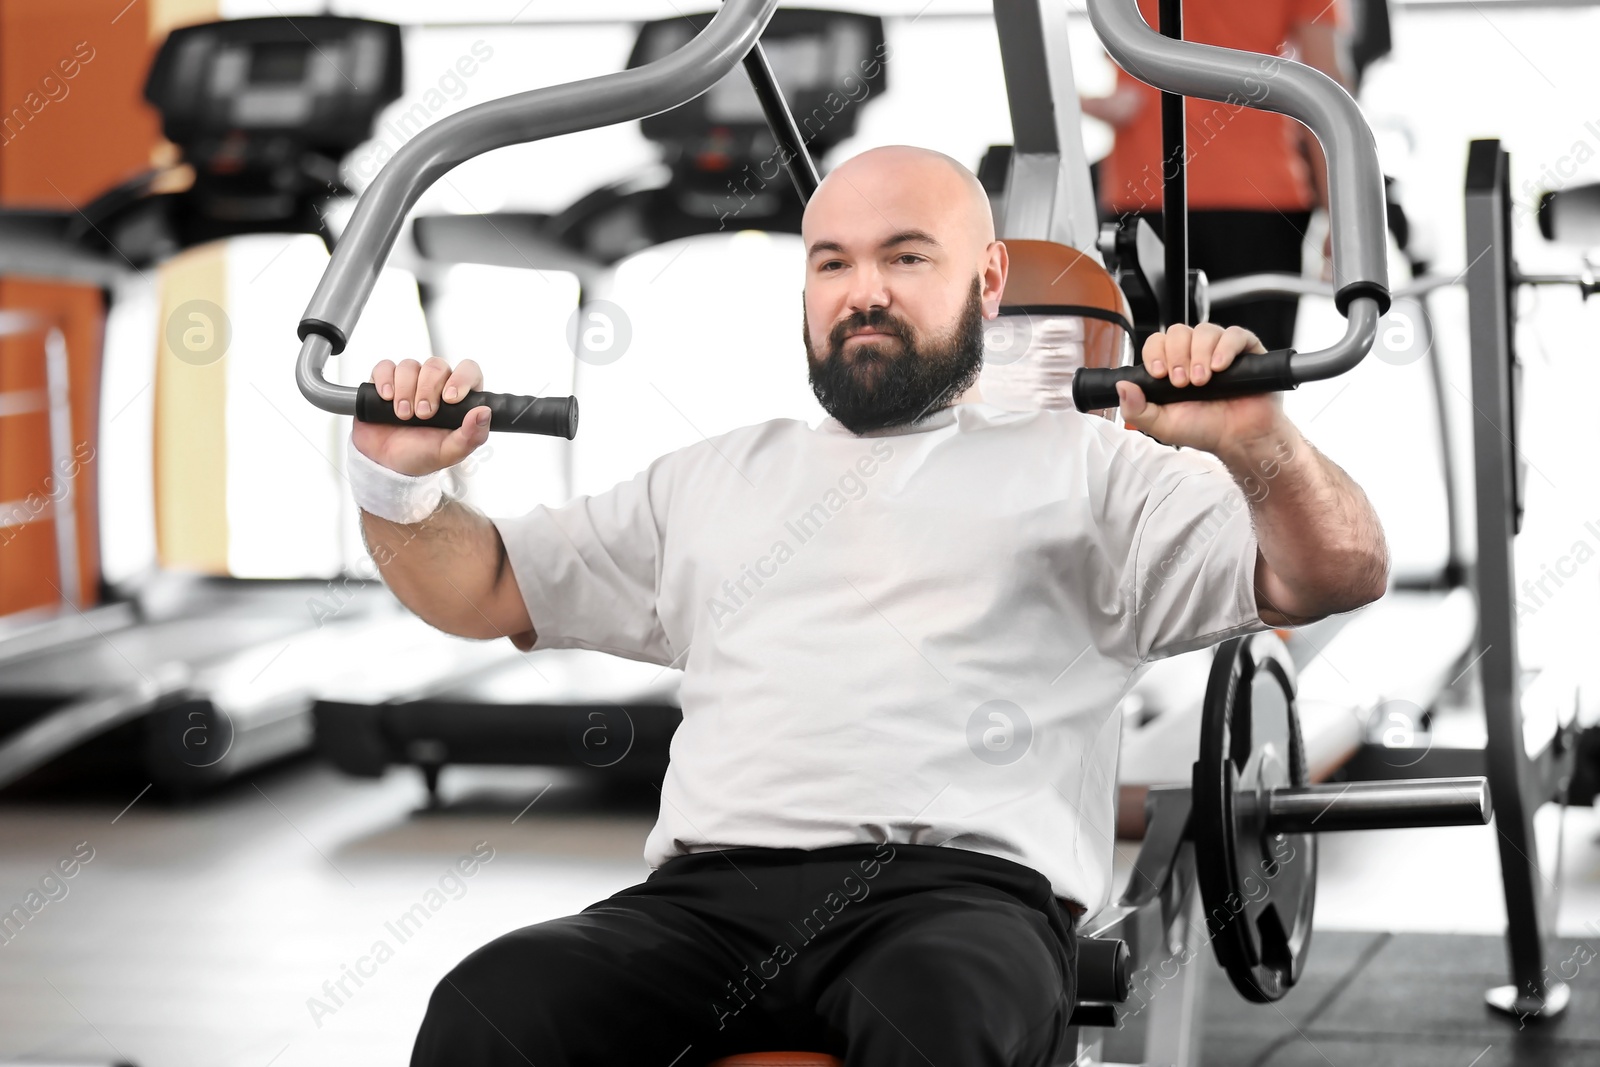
[[1220, 421, 1389, 622], [359, 499, 509, 638]]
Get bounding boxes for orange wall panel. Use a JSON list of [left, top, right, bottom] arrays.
[[0, 281, 104, 615], [0, 0, 162, 208]]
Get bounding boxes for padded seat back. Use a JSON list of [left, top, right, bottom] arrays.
[[979, 239, 1133, 419]]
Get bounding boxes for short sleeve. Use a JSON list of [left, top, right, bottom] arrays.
[[1087, 423, 1269, 663], [488, 457, 675, 667]]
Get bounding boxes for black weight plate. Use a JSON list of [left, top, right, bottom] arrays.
[[1193, 632, 1317, 1003]]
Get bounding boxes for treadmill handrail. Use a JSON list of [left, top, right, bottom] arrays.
[[296, 0, 782, 417], [1085, 0, 1390, 386]]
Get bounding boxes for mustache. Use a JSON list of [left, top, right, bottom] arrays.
[[829, 310, 910, 350]]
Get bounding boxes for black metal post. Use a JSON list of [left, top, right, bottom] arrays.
[[1464, 138, 1571, 1020], [740, 42, 820, 203], [1158, 0, 1188, 328]]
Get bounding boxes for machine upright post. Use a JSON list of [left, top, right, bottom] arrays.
[[740, 42, 820, 202], [1463, 138, 1571, 1020], [991, 0, 1103, 255], [1158, 0, 1189, 327]]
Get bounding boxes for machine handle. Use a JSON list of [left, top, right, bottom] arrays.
[[1087, 0, 1390, 311], [1077, 0, 1392, 413], [354, 383, 578, 439], [1072, 349, 1297, 410], [294, 0, 782, 428]]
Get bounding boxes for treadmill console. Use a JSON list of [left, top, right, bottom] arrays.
[[146, 16, 402, 162], [629, 9, 887, 160]]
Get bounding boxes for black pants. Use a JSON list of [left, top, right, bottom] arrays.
[[1124, 209, 1313, 351], [411, 843, 1080, 1067]]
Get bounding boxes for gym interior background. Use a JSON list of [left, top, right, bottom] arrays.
[[2, 0, 1599, 1065]]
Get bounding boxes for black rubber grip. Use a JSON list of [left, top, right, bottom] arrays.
[[355, 382, 579, 439], [1072, 349, 1298, 412]]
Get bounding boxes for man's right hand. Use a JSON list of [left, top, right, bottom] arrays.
[[353, 356, 491, 476]]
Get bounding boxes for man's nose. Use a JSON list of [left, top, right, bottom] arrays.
[[844, 264, 890, 314]]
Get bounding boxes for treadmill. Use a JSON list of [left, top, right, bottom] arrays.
[[312, 9, 888, 803], [0, 16, 496, 796]]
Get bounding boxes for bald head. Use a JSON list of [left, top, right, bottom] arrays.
[[804, 145, 996, 254], [800, 145, 1009, 434]]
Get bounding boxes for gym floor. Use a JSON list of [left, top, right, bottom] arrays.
[[2, 757, 1597, 1067]]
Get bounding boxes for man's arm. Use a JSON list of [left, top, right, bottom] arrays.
[[1116, 322, 1389, 630], [359, 501, 538, 651], [1080, 81, 1147, 129], [1216, 424, 1389, 627], [349, 355, 538, 651]]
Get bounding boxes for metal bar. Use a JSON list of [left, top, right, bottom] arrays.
[[1208, 270, 1458, 306], [1086, 0, 1389, 381], [1158, 0, 1188, 328], [992, 0, 1102, 253], [1206, 267, 1598, 307], [739, 42, 820, 202], [1463, 138, 1567, 1018], [1264, 777, 1490, 833], [297, 0, 783, 416], [43, 327, 80, 609]]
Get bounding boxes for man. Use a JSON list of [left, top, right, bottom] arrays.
[[1083, 0, 1355, 349], [345, 145, 1388, 1066]]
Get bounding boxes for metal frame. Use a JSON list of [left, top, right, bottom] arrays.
[[1328, 139, 1581, 1015], [1463, 139, 1575, 1019], [992, 0, 1102, 254], [0, 311, 80, 608], [1084, 0, 1389, 343], [296, 0, 785, 412]]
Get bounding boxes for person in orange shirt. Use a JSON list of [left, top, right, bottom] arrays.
[[1083, 0, 1354, 350]]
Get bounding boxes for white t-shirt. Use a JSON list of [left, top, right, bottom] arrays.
[[489, 401, 1268, 912]]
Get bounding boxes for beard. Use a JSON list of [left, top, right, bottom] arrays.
[[803, 275, 986, 435]]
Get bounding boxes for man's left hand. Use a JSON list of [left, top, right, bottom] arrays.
[[1115, 323, 1286, 459]]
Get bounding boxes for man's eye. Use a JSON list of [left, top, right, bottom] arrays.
[[897, 254, 924, 265]]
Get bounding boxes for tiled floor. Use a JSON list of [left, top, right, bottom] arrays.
[[1, 761, 1596, 1067]]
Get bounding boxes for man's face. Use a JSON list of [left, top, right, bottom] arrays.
[[801, 158, 1001, 434], [803, 275, 986, 435]]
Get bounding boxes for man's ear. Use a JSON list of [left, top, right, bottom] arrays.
[[984, 240, 1009, 315]]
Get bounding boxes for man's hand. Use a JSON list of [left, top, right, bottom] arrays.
[[353, 356, 491, 476], [1115, 323, 1286, 459]]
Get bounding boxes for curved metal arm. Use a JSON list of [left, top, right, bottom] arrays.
[[1076, 0, 1391, 411], [1087, 0, 1389, 315], [296, 0, 782, 418], [1208, 271, 1488, 307]]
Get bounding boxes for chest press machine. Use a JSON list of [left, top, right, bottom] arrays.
[[292, 1, 1503, 1064]]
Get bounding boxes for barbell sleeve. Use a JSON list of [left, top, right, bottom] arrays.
[[1263, 777, 1492, 835]]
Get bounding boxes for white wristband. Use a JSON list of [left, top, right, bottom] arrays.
[[346, 432, 445, 524]]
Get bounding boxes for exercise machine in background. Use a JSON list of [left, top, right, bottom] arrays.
[[0, 16, 512, 798]]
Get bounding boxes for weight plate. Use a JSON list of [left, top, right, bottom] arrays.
[[1193, 632, 1316, 1003]]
